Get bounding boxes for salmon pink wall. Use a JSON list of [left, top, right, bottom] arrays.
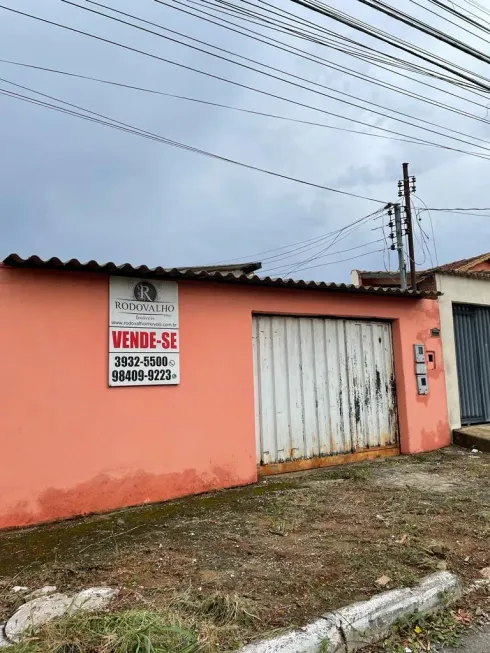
[[0, 267, 450, 529]]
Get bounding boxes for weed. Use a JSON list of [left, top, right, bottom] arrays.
[[376, 609, 466, 652], [466, 463, 486, 479], [409, 454, 432, 464], [315, 464, 374, 482], [7, 609, 199, 653], [478, 509, 490, 523], [170, 590, 259, 627], [318, 639, 330, 653], [348, 466, 374, 482]]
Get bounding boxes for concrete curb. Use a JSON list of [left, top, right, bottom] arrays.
[[241, 572, 462, 653]]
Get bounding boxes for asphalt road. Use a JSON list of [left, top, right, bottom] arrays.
[[441, 625, 490, 652]]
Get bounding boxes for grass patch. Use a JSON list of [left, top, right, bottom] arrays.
[[7, 610, 199, 653], [170, 590, 259, 627], [376, 609, 466, 652], [314, 464, 374, 482]]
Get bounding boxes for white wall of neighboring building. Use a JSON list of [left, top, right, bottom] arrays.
[[351, 270, 361, 285], [436, 273, 490, 430]]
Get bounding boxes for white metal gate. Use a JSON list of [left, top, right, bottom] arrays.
[[253, 315, 398, 465]]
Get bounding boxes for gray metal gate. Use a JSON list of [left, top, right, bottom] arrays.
[[253, 315, 398, 465], [453, 304, 490, 424]]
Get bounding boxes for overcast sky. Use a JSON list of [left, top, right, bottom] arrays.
[[1, 0, 490, 281]]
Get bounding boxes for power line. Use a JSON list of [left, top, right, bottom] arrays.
[[418, 207, 490, 212], [261, 237, 386, 273], [208, 209, 387, 267], [380, 212, 393, 273], [418, 210, 490, 218], [355, 0, 490, 67], [195, 0, 459, 75], [255, 206, 388, 274], [410, 0, 490, 44], [460, 0, 490, 23], [412, 194, 439, 266], [63, 0, 490, 152], [178, 0, 433, 72], [0, 84, 389, 203], [227, 230, 379, 265], [271, 248, 386, 275], [3, 58, 476, 153], [162, 0, 490, 126], [212, 0, 486, 101], [177, 0, 490, 99], [349, 0, 490, 76], [453, 0, 490, 26], [3, 6, 489, 162], [410, 198, 432, 267], [278, 209, 387, 274], [287, 0, 490, 92], [423, 0, 490, 37]]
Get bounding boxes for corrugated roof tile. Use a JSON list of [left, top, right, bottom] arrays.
[[1, 254, 439, 298]]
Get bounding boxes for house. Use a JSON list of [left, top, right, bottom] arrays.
[[351, 252, 490, 289], [0, 253, 450, 529], [353, 252, 490, 433]]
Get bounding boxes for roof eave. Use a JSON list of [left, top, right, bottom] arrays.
[[1, 254, 440, 299]]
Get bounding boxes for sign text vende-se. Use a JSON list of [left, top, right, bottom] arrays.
[[109, 277, 180, 386]]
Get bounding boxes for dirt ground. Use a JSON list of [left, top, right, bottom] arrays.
[[1, 447, 490, 650]]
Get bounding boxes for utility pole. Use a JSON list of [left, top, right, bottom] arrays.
[[400, 162, 417, 290], [391, 203, 407, 290]]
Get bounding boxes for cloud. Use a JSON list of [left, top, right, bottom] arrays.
[[1, 0, 489, 281]]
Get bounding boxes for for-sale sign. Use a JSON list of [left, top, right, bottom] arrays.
[[109, 277, 180, 386]]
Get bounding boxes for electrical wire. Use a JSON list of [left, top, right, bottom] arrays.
[[269, 229, 381, 273], [194, 0, 486, 108], [412, 205, 433, 247], [3, 6, 490, 163], [410, 0, 490, 44], [412, 194, 439, 266], [260, 237, 385, 273], [400, 199, 427, 268], [286, 0, 490, 92], [461, 0, 490, 22], [410, 198, 432, 267], [424, 0, 490, 36], [0, 84, 389, 203], [63, 0, 490, 152], [175, 0, 490, 100], [417, 207, 490, 212], [162, 0, 490, 126], [197, 0, 471, 74], [353, 0, 490, 70], [177, 0, 454, 74], [3, 58, 478, 153], [224, 228, 380, 265], [278, 208, 388, 275], [452, 0, 490, 26], [190, 213, 387, 266], [271, 248, 386, 276], [380, 213, 394, 272]]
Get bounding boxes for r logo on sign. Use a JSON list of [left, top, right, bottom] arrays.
[[133, 281, 157, 302]]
